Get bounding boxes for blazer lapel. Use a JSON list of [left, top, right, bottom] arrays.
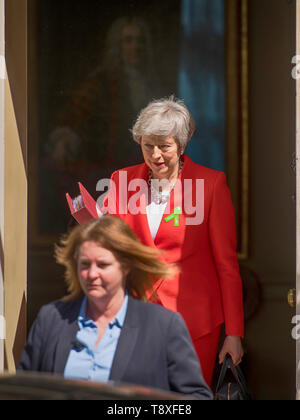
[[124, 163, 156, 249], [53, 300, 81, 374], [154, 154, 189, 250], [109, 296, 139, 382]]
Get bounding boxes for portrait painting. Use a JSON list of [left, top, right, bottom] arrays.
[[28, 0, 248, 258]]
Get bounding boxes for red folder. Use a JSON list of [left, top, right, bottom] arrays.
[[66, 182, 101, 224]]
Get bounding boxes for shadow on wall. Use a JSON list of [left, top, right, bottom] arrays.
[[211, 265, 262, 397], [239, 265, 262, 323]]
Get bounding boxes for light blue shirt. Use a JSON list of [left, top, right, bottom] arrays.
[[64, 293, 128, 382]]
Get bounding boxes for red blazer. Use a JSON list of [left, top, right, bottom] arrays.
[[102, 154, 244, 340]]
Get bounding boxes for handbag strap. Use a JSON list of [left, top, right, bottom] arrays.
[[215, 355, 251, 399], [226, 356, 249, 397], [215, 355, 231, 392]]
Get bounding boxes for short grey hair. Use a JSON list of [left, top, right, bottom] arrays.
[[131, 96, 195, 148]]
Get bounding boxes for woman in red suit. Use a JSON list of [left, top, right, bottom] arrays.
[[81, 96, 244, 386]]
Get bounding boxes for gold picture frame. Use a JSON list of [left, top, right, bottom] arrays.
[[226, 0, 249, 259]]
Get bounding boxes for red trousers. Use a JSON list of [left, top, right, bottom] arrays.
[[152, 298, 221, 387], [192, 325, 221, 386]]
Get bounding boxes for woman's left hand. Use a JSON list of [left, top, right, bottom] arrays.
[[218, 335, 244, 365]]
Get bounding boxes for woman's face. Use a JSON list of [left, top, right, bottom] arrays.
[[77, 241, 128, 302], [121, 24, 145, 66], [141, 135, 181, 180]]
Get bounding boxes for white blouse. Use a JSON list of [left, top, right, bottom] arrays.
[[146, 198, 169, 240]]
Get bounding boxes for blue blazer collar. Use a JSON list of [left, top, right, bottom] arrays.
[[53, 299, 82, 374], [109, 296, 140, 381], [53, 295, 140, 379]]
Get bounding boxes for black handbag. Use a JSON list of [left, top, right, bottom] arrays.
[[214, 355, 252, 400]]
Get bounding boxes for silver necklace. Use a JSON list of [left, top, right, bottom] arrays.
[[148, 159, 183, 205]]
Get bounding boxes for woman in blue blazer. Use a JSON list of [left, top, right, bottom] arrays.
[[18, 216, 212, 400]]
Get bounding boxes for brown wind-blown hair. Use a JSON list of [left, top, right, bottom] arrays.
[[55, 216, 175, 302]]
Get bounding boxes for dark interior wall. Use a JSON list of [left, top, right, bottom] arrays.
[[27, 0, 182, 335], [36, 0, 181, 143], [243, 0, 296, 400]]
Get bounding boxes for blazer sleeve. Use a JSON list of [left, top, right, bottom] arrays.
[[166, 312, 213, 400], [208, 172, 244, 337], [18, 306, 47, 372]]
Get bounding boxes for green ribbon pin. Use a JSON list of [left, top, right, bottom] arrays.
[[164, 207, 182, 227]]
